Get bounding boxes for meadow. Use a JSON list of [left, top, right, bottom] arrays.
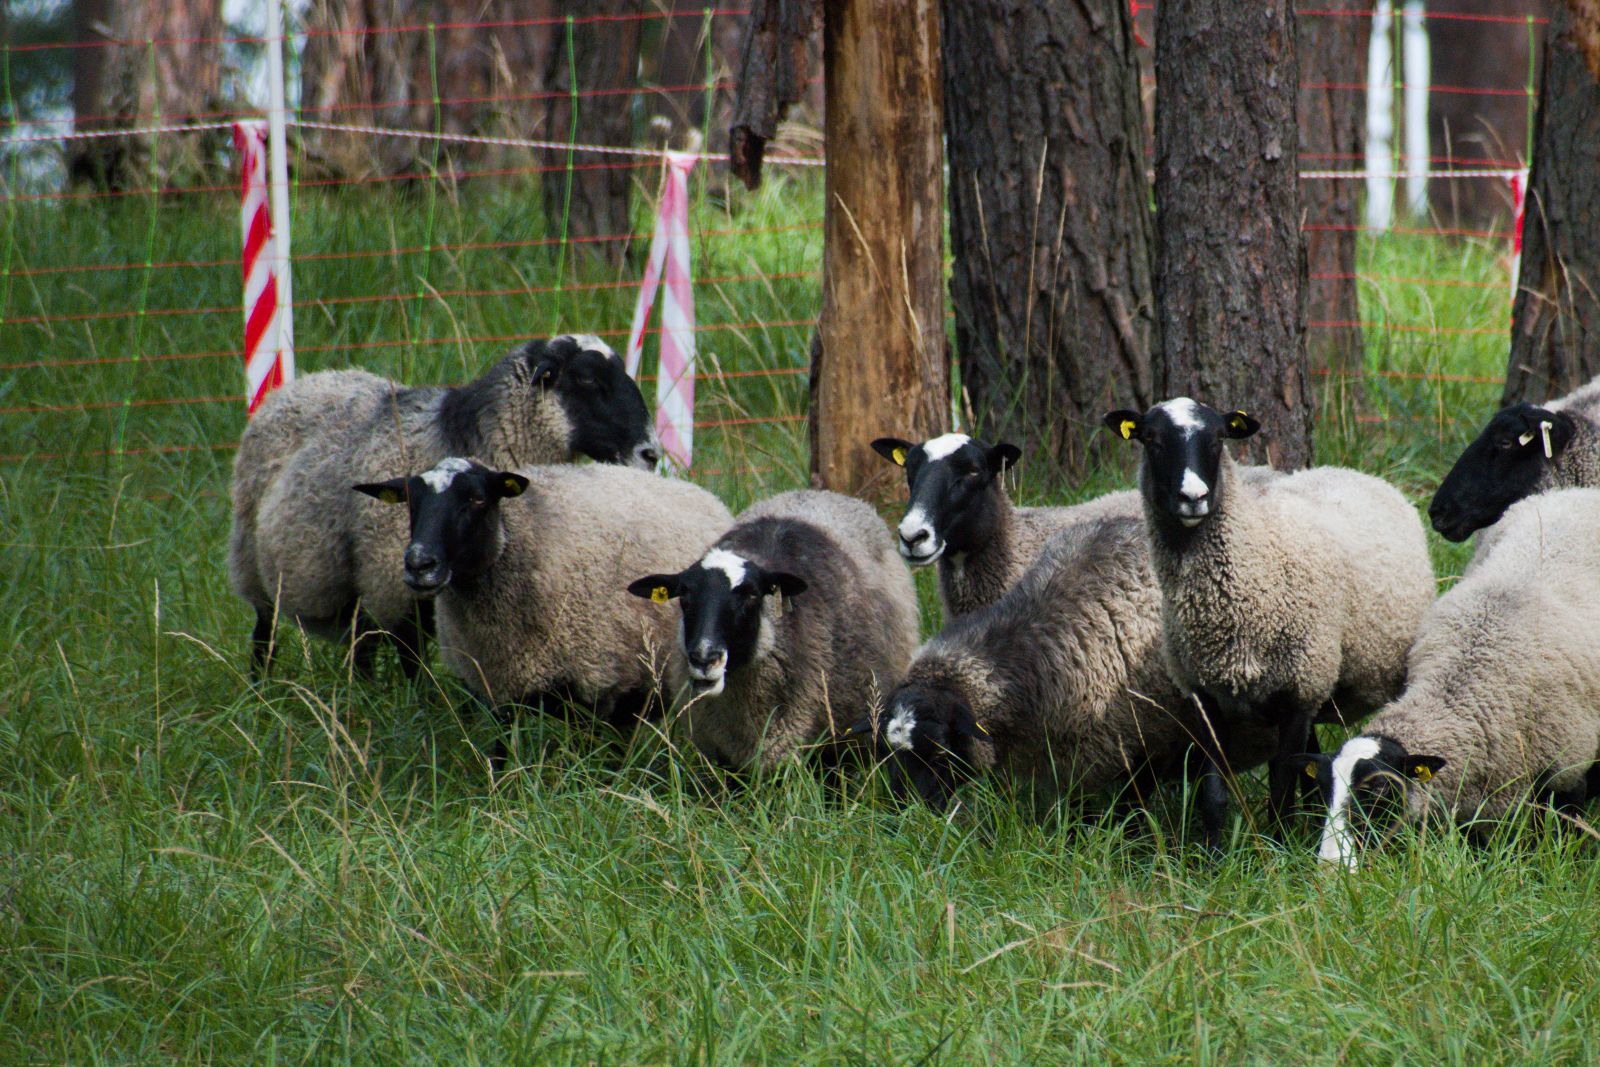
[[3, 167, 1597, 1063]]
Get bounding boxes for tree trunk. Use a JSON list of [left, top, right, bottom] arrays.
[[811, 0, 948, 497], [730, 0, 820, 188], [67, 0, 224, 189], [942, 0, 1156, 476], [1153, 0, 1311, 470], [1428, 0, 1543, 229], [1299, 3, 1369, 390], [1503, 0, 1600, 406], [541, 3, 643, 267]]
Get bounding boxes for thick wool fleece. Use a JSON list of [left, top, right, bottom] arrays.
[[436, 464, 731, 710], [674, 490, 919, 769], [1363, 488, 1600, 822], [1539, 379, 1600, 493], [1149, 454, 1434, 728]]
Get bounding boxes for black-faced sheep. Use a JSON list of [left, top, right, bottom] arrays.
[[1103, 398, 1434, 847], [354, 458, 731, 743], [1305, 487, 1600, 867], [233, 335, 658, 677], [626, 490, 919, 770], [1428, 374, 1600, 542]]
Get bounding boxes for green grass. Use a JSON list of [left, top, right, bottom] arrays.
[[3, 175, 1596, 1062]]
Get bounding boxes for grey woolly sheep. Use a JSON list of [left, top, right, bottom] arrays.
[[233, 335, 659, 677], [627, 490, 919, 770], [354, 458, 731, 741], [1308, 487, 1600, 867], [1103, 398, 1435, 847], [1429, 373, 1600, 542], [861, 515, 1277, 815]]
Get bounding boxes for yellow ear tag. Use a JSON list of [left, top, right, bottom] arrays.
[[1228, 412, 1250, 433], [378, 488, 402, 505], [650, 586, 670, 604], [975, 720, 989, 735], [502, 476, 522, 495], [1119, 420, 1137, 441], [892, 447, 907, 466], [1412, 764, 1434, 783], [1304, 761, 1318, 780]]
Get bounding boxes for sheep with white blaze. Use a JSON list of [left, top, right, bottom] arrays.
[[1428, 374, 1600, 542], [627, 490, 919, 769], [235, 335, 659, 677], [1103, 398, 1434, 847], [1306, 487, 1600, 867], [869, 433, 1141, 617], [863, 514, 1276, 814], [354, 458, 730, 746]]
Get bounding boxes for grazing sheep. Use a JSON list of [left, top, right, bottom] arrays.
[[1428, 374, 1600, 542], [869, 434, 1140, 617], [1307, 487, 1600, 867], [354, 458, 731, 739], [234, 335, 659, 677], [1103, 398, 1434, 847], [626, 490, 919, 770]]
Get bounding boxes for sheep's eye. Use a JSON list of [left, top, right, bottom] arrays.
[[1495, 435, 1521, 451], [467, 495, 487, 508]]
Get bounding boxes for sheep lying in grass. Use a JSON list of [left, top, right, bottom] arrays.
[[1307, 487, 1600, 867], [354, 458, 730, 747], [1428, 374, 1600, 542], [627, 490, 918, 770], [1104, 398, 1435, 848], [233, 335, 658, 678]]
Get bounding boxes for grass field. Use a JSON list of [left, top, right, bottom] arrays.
[[4, 171, 1598, 1063]]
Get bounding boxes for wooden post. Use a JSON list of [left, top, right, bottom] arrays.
[[811, 0, 948, 497]]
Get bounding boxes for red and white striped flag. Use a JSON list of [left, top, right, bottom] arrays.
[[625, 151, 698, 469], [233, 121, 293, 413]]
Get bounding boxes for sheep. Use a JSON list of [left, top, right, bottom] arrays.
[[856, 514, 1280, 815], [1428, 373, 1600, 542], [1102, 398, 1435, 847], [233, 335, 660, 677], [625, 490, 919, 770], [869, 433, 1140, 617], [1307, 487, 1600, 867], [353, 457, 732, 743], [870, 433, 1279, 619]]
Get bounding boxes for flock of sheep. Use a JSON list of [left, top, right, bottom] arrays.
[[228, 335, 1600, 867]]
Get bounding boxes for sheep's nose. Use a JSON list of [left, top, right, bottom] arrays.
[[901, 526, 930, 549], [404, 543, 439, 572], [688, 644, 725, 672]]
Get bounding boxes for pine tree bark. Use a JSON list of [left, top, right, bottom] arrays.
[[67, 0, 224, 189], [942, 0, 1156, 475], [1503, 0, 1600, 405], [1153, 0, 1311, 470], [811, 0, 948, 497], [540, 3, 643, 267], [1299, 3, 1369, 389], [1428, 0, 1543, 229]]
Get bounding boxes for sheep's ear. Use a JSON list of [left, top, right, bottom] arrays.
[[1510, 407, 1572, 459], [837, 715, 876, 741], [986, 443, 1022, 473], [528, 352, 562, 387], [353, 478, 408, 505], [1404, 755, 1446, 782], [761, 571, 807, 599], [871, 437, 915, 467], [1103, 409, 1143, 442], [491, 471, 529, 499], [1222, 410, 1260, 439], [627, 573, 680, 603]]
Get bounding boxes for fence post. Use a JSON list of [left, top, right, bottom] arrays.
[[811, 0, 948, 498], [265, 0, 295, 381]]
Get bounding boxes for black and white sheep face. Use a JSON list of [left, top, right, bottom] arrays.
[[353, 458, 528, 598], [531, 335, 660, 470], [871, 683, 986, 810], [628, 549, 807, 697], [871, 434, 1021, 565], [1103, 399, 1259, 529], [1428, 404, 1574, 542], [1300, 736, 1445, 868]]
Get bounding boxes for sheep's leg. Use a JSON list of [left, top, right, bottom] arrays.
[[1193, 693, 1232, 851], [1299, 723, 1323, 810], [249, 606, 275, 680], [390, 606, 429, 683], [1266, 702, 1316, 828]]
